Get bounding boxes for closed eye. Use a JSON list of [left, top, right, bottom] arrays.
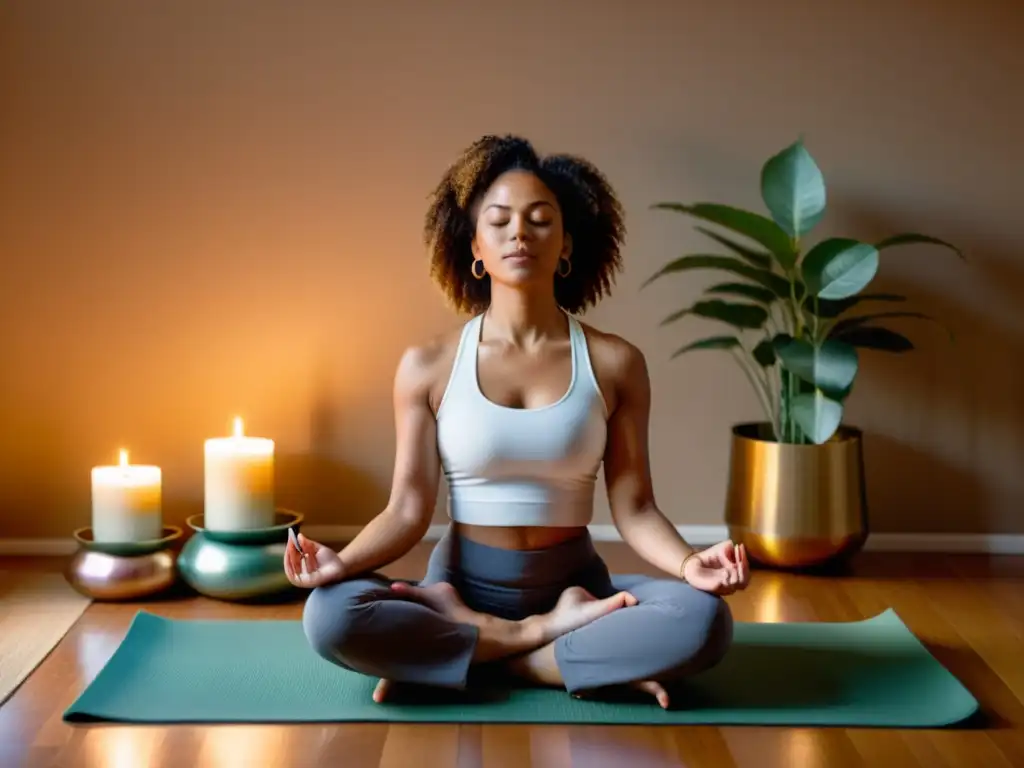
[[488, 218, 552, 227]]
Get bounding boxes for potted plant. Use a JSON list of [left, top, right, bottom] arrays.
[[644, 138, 963, 569]]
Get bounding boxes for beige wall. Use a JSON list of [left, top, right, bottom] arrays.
[[1, 0, 1021, 539]]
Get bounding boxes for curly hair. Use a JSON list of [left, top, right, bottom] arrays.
[[423, 135, 626, 315]]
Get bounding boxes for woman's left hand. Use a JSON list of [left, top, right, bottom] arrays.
[[682, 540, 750, 596]]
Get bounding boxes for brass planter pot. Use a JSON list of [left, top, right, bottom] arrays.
[[724, 422, 868, 569]]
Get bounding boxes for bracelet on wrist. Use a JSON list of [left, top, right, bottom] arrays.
[[679, 551, 700, 581]]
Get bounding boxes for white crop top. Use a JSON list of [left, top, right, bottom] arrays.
[[435, 311, 609, 527]]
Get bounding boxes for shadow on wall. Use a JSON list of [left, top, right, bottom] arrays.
[[274, 392, 389, 528], [861, 432, 985, 535], [836, 198, 1024, 535]]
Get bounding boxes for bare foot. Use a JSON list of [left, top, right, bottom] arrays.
[[392, 583, 665, 709], [389, 581, 475, 623], [573, 679, 672, 709], [507, 586, 639, 687], [381, 581, 639, 702], [632, 680, 670, 709], [373, 678, 392, 703], [388, 581, 568, 663], [391, 581, 636, 649], [541, 586, 638, 641]]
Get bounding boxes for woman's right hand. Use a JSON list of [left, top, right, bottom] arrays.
[[682, 539, 749, 595], [283, 529, 346, 588]]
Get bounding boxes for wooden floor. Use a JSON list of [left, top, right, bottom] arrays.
[[2, 543, 1023, 768]]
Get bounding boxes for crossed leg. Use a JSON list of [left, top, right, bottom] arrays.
[[504, 574, 734, 708], [302, 573, 732, 709], [301, 576, 638, 700]]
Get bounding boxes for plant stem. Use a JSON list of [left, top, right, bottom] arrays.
[[783, 296, 798, 337], [730, 348, 778, 440], [782, 368, 791, 442], [786, 369, 797, 442], [765, 366, 781, 439], [789, 280, 804, 339], [779, 270, 803, 444]]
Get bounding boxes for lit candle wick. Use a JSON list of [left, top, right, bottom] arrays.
[[91, 447, 162, 543], [204, 415, 276, 531]]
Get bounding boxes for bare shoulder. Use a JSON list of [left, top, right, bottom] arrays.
[[578, 321, 647, 377], [577, 320, 650, 411], [394, 324, 466, 412]]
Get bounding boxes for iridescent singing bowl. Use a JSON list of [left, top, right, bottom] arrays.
[[66, 526, 183, 600], [175, 509, 305, 602]]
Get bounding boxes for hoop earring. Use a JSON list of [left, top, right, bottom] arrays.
[[472, 258, 486, 280], [557, 257, 572, 277]]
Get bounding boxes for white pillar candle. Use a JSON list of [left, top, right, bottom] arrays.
[[91, 450, 163, 543], [203, 416, 275, 531]]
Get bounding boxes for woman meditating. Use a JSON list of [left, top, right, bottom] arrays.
[[285, 134, 751, 709]]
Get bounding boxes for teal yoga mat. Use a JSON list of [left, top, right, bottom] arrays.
[[63, 608, 978, 727]]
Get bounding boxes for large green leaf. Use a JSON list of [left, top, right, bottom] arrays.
[[830, 311, 952, 340], [811, 293, 907, 319], [752, 338, 776, 367], [773, 334, 859, 394], [651, 202, 796, 269], [694, 226, 773, 270], [790, 390, 844, 444], [661, 299, 769, 330], [831, 381, 855, 402], [801, 238, 880, 300], [705, 281, 777, 305], [642, 254, 792, 298], [833, 325, 914, 352], [760, 139, 826, 240], [670, 335, 741, 358], [877, 233, 965, 260]]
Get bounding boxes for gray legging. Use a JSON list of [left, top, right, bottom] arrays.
[[301, 527, 734, 694]]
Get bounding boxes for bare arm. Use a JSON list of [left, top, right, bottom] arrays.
[[334, 343, 442, 578], [602, 342, 698, 579]]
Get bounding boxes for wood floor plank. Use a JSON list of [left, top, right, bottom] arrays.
[[841, 560, 1024, 767], [671, 725, 736, 767], [478, 725, 537, 768], [380, 724, 461, 768], [560, 724, 679, 767], [1, 547, 1021, 767]]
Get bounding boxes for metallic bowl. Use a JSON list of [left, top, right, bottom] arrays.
[[65, 548, 178, 601], [72, 525, 183, 556], [724, 422, 868, 569], [184, 509, 303, 545], [176, 509, 304, 602]]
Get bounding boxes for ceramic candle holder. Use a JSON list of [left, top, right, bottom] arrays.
[[66, 525, 183, 601], [176, 509, 304, 602]]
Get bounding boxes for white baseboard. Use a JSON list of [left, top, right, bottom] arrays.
[[3, 526, 1024, 556], [863, 532, 1024, 554]]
